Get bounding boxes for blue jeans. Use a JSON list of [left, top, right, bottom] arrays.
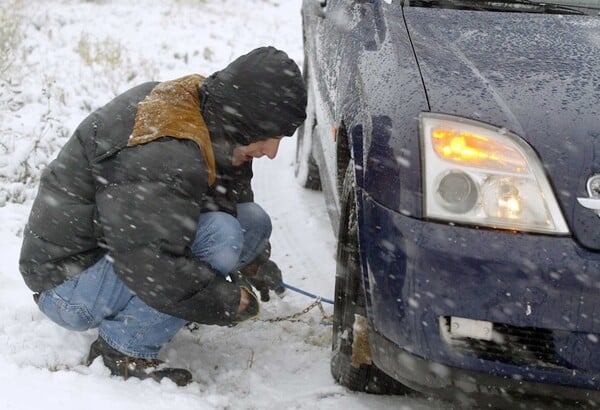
[[38, 203, 272, 359]]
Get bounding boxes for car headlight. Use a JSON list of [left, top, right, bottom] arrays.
[[420, 113, 569, 234]]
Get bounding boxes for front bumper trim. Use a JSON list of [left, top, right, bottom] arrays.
[[370, 331, 600, 409]]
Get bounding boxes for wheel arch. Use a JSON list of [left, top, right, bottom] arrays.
[[335, 121, 352, 201], [331, 156, 410, 395], [335, 119, 375, 321]]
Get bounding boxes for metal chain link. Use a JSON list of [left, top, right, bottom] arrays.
[[186, 299, 333, 332], [261, 299, 333, 324]]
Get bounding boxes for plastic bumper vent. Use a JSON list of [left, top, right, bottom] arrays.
[[440, 316, 574, 369]]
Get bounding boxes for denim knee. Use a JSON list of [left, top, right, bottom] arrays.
[[192, 211, 244, 274], [212, 212, 244, 245], [237, 202, 272, 238], [193, 212, 244, 250], [234, 203, 273, 267]]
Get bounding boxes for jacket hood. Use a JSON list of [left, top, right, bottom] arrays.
[[199, 46, 307, 146]]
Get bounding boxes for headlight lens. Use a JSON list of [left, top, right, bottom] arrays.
[[420, 113, 569, 234]]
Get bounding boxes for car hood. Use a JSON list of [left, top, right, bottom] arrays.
[[404, 7, 600, 249]]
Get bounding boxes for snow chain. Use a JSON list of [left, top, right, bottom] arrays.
[[186, 299, 333, 333], [261, 299, 332, 325]]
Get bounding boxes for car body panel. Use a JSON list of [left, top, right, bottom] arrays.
[[356, 5, 429, 218], [303, 0, 430, 231], [362, 195, 600, 387], [404, 8, 600, 249], [301, 0, 600, 402]]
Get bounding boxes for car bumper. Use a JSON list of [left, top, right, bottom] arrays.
[[360, 194, 600, 395], [370, 330, 600, 409]]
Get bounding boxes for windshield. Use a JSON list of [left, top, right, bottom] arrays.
[[407, 0, 600, 14]]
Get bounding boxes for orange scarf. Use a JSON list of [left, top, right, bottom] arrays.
[[128, 74, 216, 185]]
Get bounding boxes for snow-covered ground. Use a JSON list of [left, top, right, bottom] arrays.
[[0, 1, 448, 409]]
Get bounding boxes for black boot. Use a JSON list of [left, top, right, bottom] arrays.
[[86, 337, 192, 386]]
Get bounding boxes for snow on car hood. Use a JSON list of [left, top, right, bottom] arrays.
[[404, 7, 600, 249]]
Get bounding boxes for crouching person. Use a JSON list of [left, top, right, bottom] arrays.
[[18, 46, 307, 386]]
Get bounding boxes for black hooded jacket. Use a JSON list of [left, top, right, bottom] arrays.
[[19, 47, 306, 326]]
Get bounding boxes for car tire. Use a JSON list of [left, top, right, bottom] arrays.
[[294, 59, 322, 191], [294, 121, 322, 190], [330, 162, 409, 395]]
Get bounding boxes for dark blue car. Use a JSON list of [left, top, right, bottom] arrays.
[[297, 0, 600, 407]]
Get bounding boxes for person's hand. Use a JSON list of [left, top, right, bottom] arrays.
[[229, 272, 260, 323], [239, 260, 286, 302], [237, 287, 252, 315]]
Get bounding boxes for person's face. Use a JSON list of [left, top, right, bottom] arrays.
[[231, 137, 282, 166]]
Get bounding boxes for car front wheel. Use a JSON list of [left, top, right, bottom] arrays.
[[330, 162, 408, 395]]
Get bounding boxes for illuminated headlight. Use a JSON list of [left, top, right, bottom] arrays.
[[420, 113, 569, 234]]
